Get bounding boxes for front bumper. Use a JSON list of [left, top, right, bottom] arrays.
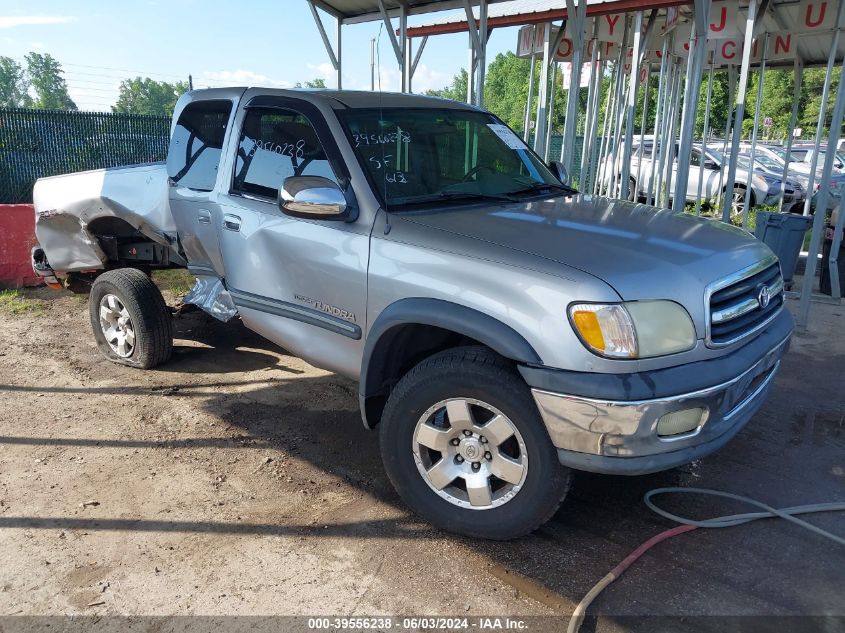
[[523, 310, 793, 475]]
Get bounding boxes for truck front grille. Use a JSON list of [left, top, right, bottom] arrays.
[[707, 260, 784, 347]]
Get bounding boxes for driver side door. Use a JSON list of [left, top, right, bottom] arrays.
[[217, 97, 371, 378]]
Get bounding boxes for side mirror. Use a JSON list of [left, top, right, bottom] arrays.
[[279, 176, 348, 220], [703, 159, 720, 170], [549, 160, 570, 185]]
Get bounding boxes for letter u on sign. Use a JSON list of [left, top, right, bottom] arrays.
[[799, 0, 834, 31]]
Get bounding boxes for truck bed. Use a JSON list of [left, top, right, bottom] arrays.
[[33, 162, 180, 273]]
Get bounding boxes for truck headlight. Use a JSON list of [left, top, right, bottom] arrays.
[[569, 301, 696, 359]]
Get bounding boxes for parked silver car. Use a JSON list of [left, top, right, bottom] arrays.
[[31, 89, 792, 539], [612, 141, 791, 215]]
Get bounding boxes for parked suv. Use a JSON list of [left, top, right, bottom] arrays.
[[31, 89, 792, 539]]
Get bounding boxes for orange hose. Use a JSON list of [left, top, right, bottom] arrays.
[[567, 524, 698, 633]]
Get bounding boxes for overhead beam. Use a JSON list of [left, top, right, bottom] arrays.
[[307, 0, 341, 88], [404, 0, 688, 37]]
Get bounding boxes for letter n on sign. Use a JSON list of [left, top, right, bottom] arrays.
[[769, 33, 793, 61]]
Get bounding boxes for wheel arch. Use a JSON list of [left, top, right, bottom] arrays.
[[359, 298, 541, 429]]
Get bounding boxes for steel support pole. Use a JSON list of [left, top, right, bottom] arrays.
[[779, 58, 804, 212], [561, 0, 587, 174], [673, 0, 712, 215], [545, 63, 558, 161], [608, 17, 632, 197], [580, 23, 601, 190], [534, 22, 554, 157], [663, 59, 682, 208], [743, 32, 769, 227], [802, 0, 845, 216], [523, 26, 538, 141], [696, 59, 715, 215], [336, 17, 342, 89], [830, 197, 845, 300], [307, 0, 341, 88], [635, 62, 653, 199], [798, 55, 845, 327], [716, 66, 738, 209], [370, 38, 376, 91], [467, 33, 476, 103], [657, 56, 679, 208], [478, 1, 488, 107], [400, 8, 407, 92], [594, 58, 618, 195], [647, 39, 670, 205], [620, 11, 645, 201], [722, 0, 759, 223], [655, 46, 675, 206]]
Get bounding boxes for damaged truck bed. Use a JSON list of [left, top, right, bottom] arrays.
[[32, 162, 185, 285]]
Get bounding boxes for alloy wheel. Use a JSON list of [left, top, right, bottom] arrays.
[[411, 398, 528, 510]]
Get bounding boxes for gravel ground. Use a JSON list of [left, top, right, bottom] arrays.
[[0, 279, 842, 632]]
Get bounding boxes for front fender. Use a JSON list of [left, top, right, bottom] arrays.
[[358, 298, 541, 428]]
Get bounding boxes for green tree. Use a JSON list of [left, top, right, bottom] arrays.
[[0, 56, 31, 108], [113, 77, 188, 116], [25, 52, 76, 110], [295, 78, 327, 88], [425, 68, 468, 103], [483, 52, 532, 130]]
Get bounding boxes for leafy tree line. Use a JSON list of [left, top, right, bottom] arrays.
[[427, 51, 842, 144], [0, 53, 77, 110], [1, 51, 332, 116]]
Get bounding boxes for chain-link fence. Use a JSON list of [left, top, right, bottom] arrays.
[[0, 108, 171, 204]]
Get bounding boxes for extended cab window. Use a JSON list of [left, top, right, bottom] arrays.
[[232, 107, 338, 200], [166, 100, 232, 191]]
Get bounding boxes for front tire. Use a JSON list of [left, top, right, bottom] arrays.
[[89, 268, 173, 369], [379, 347, 570, 540]]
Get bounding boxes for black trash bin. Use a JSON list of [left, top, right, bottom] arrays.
[[820, 228, 845, 296], [754, 211, 813, 288]]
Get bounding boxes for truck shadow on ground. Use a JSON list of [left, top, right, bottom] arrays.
[[162, 311, 306, 375], [2, 310, 843, 626]]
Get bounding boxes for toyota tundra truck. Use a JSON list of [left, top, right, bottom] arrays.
[[30, 88, 792, 539]]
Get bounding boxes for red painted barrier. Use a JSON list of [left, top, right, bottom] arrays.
[[0, 204, 40, 288]]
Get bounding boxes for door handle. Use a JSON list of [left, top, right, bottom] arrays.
[[223, 213, 241, 232], [197, 208, 212, 224]]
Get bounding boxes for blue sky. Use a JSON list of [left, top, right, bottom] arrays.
[[0, 0, 522, 111]]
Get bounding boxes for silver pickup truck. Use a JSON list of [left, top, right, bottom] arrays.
[[31, 88, 792, 540]]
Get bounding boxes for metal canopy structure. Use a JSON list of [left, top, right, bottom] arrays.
[[312, 0, 508, 23], [304, 0, 845, 330]]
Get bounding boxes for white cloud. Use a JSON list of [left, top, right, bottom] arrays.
[[407, 63, 452, 93], [67, 80, 121, 113], [28, 40, 45, 50], [201, 69, 291, 89], [0, 16, 76, 28]]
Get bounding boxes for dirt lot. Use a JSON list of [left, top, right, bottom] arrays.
[[0, 275, 843, 631]]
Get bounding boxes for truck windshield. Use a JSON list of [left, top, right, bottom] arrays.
[[339, 108, 565, 209]]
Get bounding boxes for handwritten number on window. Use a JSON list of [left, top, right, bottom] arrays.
[[254, 138, 306, 159]]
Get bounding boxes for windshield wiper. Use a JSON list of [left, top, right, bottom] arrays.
[[438, 191, 515, 202], [506, 182, 578, 197], [395, 191, 516, 208]]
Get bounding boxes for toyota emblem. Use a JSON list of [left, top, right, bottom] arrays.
[[758, 285, 771, 309]]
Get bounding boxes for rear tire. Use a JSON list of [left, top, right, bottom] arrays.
[[379, 346, 570, 540], [89, 269, 173, 369]]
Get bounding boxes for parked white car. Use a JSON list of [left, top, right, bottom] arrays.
[[607, 141, 789, 215]]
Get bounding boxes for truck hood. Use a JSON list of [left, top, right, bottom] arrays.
[[401, 194, 774, 309]]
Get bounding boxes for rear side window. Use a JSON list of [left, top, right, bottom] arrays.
[[232, 107, 338, 200], [167, 100, 233, 191]]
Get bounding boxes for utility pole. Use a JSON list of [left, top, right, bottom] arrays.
[[370, 38, 376, 91]]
